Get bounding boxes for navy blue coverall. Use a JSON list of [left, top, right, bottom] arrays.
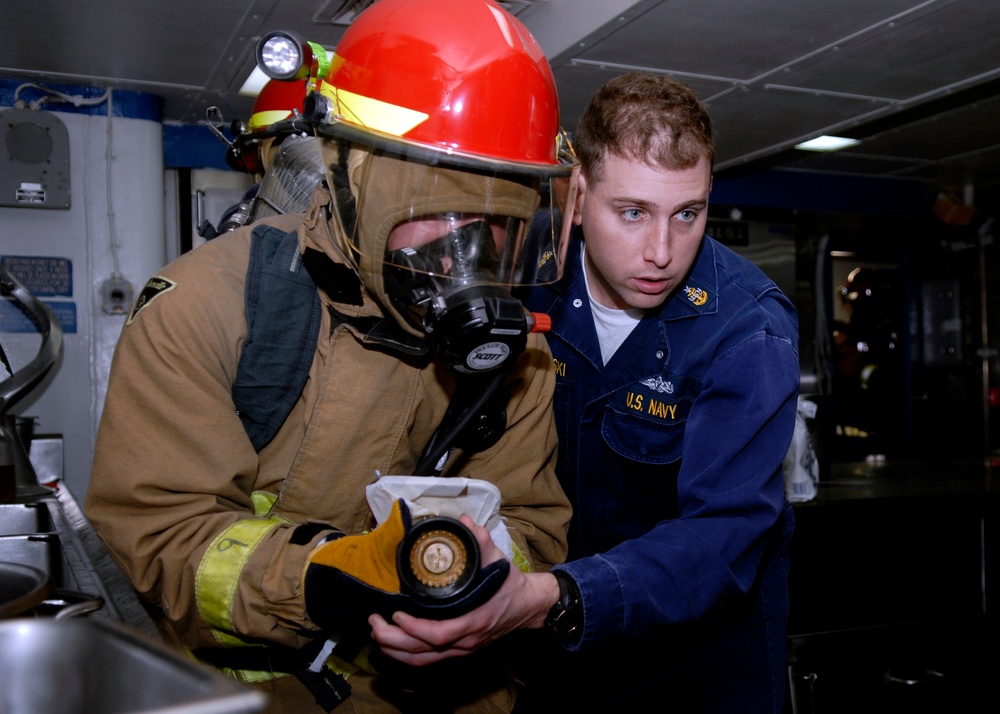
[[521, 227, 799, 713]]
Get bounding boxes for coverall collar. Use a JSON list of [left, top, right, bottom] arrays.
[[542, 230, 721, 380]]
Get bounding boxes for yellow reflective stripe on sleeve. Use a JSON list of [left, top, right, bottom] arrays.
[[224, 667, 291, 685], [196, 518, 283, 644], [251, 490, 278, 517], [511, 540, 531, 573]]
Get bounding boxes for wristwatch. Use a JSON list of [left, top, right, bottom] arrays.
[[544, 570, 583, 643]]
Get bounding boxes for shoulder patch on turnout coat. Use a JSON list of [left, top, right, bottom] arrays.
[[127, 276, 177, 325]]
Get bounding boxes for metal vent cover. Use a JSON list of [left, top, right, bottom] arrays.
[[0, 108, 71, 210]]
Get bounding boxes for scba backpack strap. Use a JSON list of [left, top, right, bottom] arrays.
[[232, 225, 322, 452]]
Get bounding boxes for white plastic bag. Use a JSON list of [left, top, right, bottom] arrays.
[[782, 397, 819, 502], [366, 474, 515, 561]]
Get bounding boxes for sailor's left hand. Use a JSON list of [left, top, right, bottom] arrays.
[[369, 515, 560, 666]]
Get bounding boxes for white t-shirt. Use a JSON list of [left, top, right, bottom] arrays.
[[581, 243, 644, 365]]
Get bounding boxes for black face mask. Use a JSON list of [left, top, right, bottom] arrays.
[[384, 220, 531, 373]]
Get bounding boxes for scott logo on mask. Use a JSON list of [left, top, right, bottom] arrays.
[[466, 342, 512, 371]]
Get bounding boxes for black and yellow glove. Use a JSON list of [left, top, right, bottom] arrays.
[[304, 499, 510, 634]]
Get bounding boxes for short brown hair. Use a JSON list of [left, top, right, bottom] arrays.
[[573, 72, 714, 181]]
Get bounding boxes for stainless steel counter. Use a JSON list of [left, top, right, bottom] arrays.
[[2, 487, 269, 713], [1, 483, 160, 638], [45, 485, 162, 639]]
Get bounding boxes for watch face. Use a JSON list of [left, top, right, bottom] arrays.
[[553, 605, 582, 639]]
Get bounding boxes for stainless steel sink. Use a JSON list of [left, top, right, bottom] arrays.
[[0, 533, 62, 584], [0, 618, 268, 713]]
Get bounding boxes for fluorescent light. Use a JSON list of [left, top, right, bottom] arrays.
[[794, 135, 861, 152], [239, 67, 270, 96]]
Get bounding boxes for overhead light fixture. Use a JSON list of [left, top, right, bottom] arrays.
[[239, 67, 270, 96], [794, 135, 861, 152]]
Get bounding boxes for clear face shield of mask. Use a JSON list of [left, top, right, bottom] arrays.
[[383, 213, 526, 372], [384, 213, 536, 313], [346, 149, 578, 373]]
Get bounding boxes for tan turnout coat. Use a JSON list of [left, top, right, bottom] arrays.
[[85, 204, 570, 712]]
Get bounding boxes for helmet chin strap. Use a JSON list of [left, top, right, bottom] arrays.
[[329, 142, 358, 239]]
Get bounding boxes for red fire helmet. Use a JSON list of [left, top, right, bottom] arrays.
[[247, 78, 310, 133], [227, 78, 312, 174], [315, 0, 564, 174]]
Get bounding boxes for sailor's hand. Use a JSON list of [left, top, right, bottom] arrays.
[[304, 500, 509, 635], [369, 515, 560, 666]]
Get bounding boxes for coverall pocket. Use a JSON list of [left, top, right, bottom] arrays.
[[601, 405, 685, 465]]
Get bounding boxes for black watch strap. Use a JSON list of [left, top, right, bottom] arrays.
[[544, 570, 583, 643]]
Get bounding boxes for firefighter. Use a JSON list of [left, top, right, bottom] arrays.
[[85, 1, 577, 711]]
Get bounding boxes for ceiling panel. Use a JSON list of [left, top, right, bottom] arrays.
[[563, 0, 923, 83], [859, 99, 1000, 162], [781, 151, 929, 178], [5, 1, 255, 88], [707, 88, 891, 168], [772, 2, 1000, 100], [1, 0, 999, 204]]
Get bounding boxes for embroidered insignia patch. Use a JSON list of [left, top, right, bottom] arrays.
[[127, 276, 177, 325], [618, 373, 700, 423], [639, 375, 674, 394], [682, 284, 711, 309]]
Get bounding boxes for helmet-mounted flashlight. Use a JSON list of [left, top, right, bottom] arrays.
[[255, 31, 330, 86], [257, 31, 306, 80]]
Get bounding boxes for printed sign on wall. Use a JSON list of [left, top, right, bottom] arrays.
[[0, 254, 76, 333]]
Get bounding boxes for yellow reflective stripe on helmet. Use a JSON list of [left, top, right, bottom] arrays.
[[196, 518, 282, 643], [248, 109, 293, 132], [319, 82, 427, 137], [511, 540, 531, 573]]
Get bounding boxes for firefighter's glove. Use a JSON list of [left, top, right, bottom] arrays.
[[304, 499, 509, 634]]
